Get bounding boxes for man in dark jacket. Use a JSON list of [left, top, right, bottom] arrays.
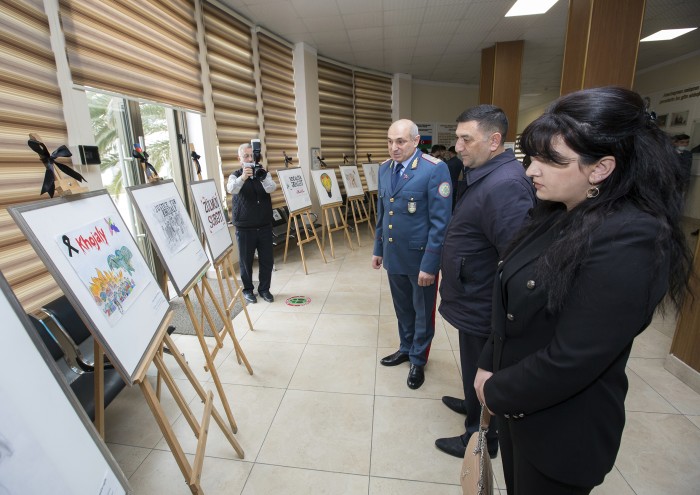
[[226, 142, 277, 304], [435, 105, 535, 458]]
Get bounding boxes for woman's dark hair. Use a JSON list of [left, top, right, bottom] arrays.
[[514, 86, 691, 313]]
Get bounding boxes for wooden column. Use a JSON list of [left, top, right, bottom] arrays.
[[560, 0, 645, 95], [479, 40, 524, 143]]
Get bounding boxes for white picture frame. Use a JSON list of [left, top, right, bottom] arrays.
[[0, 271, 130, 495], [276, 167, 313, 213], [8, 190, 170, 385], [361, 163, 380, 192], [127, 180, 209, 296], [339, 165, 365, 198], [190, 179, 233, 264], [311, 169, 343, 206]]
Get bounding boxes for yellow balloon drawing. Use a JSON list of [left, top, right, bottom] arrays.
[[320, 173, 332, 197]]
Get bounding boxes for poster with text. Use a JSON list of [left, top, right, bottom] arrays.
[[57, 216, 150, 326], [277, 168, 313, 213], [190, 179, 233, 263]]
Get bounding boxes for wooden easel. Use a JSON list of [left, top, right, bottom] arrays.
[[320, 202, 353, 259], [181, 273, 253, 436], [283, 207, 327, 274], [345, 195, 373, 246], [367, 190, 378, 225], [135, 313, 244, 494]]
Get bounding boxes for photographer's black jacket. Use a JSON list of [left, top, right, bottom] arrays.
[[229, 169, 274, 229]]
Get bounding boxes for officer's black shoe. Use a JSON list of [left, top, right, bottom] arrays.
[[442, 395, 467, 415], [243, 290, 257, 304], [407, 364, 425, 389], [435, 435, 499, 459], [380, 350, 410, 366], [259, 290, 274, 303]]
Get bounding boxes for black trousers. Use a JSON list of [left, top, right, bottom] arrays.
[[235, 225, 273, 293], [458, 332, 498, 444], [497, 415, 593, 495]]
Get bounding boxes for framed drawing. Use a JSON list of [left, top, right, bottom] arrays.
[[339, 165, 365, 198], [0, 271, 130, 495], [671, 110, 689, 127], [656, 114, 668, 127], [127, 180, 209, 296], [361, 163, 380, 192], [277, 167, 313, 213], [190, 179, 232, 264], [8, 190, 170, 384], [311, 169, 343, 206]]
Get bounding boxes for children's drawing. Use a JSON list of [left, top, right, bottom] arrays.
[[339, 165, 365, 197], [277, 168, 312, 213], [57, 216, 150, 325], [311, 169, 343, 206], [150, 197, 194, 254], [362, 163, 379, 192], [197, 192, 226, 235]]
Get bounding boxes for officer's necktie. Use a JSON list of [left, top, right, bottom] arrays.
[[392, 162, 403, 189]]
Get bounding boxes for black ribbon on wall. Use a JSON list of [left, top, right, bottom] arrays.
[[27, 139, 86, 198]]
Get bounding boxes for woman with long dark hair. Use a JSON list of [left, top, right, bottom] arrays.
[[474, 86, 692, 494]]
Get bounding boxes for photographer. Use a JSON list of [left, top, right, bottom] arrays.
[[226, 141, 277, 303]]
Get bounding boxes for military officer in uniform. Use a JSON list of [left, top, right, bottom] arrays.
[[372, 119, 452, 389]]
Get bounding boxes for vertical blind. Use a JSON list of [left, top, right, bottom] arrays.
[[59, 0, 204, 112], [354, 71, 392, 190], [0, 0, 65, 312], [318, 60, 354, 194], [257, 33, 298, 209], [201, 0, 258, 201]]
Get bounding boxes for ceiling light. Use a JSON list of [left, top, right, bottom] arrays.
[[640, 28, 697, 42], [505, 0, 559, 17]]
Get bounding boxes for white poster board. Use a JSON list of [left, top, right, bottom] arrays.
[[190, 179, 233, 263], [311, 169, 343, 206], [0, 272, 130, 495], [8, 190, 170, 384], [339, 165, 365, 198], [127, 180, 209, 296], [277, 167, 313, 213], [361, 163, 380, 192]]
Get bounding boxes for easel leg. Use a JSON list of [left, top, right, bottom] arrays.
[[223, 254, 254, 331], [184, 292, 240, 434], [201, 278, 253, 375], [164, 334, 245, 458], [306, 212, 327, 264], [293, 213, 308, 274], [94, 340, 105, 438], [283, 215, 293, 263]]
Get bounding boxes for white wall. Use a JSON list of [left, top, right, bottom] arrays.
[[410, 80, 479, 123]]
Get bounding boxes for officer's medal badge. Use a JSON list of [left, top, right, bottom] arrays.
[[407, 198, 417, 214]]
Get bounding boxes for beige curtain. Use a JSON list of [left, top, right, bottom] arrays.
[[0, 0, 66, 312]]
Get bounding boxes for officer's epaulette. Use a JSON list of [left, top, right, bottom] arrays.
[[380, 158, 392, 167], [421, 153, 441, 165]]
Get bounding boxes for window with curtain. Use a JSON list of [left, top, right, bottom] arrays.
[[257, 33, 298, 209], [201, 1, 258, 209], [354, 71, 392, 190], [318, 60, 354, 195], [59, 0, 204, 112], [0, 0, 66, 312]]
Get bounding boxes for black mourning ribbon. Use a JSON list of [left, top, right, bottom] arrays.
[[27, 139, 86, 198], [132, 149, 158, 179], [367, 153, 372, 163], [283, 151, 293, 168], [62, 235, 79, 257], [191, 150, 201, 175]]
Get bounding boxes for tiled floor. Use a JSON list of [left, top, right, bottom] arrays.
[[105, 229, 700, 494]]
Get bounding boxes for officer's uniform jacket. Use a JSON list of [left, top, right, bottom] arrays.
[[477, 204, 670, 487], [372, 151, 452, 275]]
